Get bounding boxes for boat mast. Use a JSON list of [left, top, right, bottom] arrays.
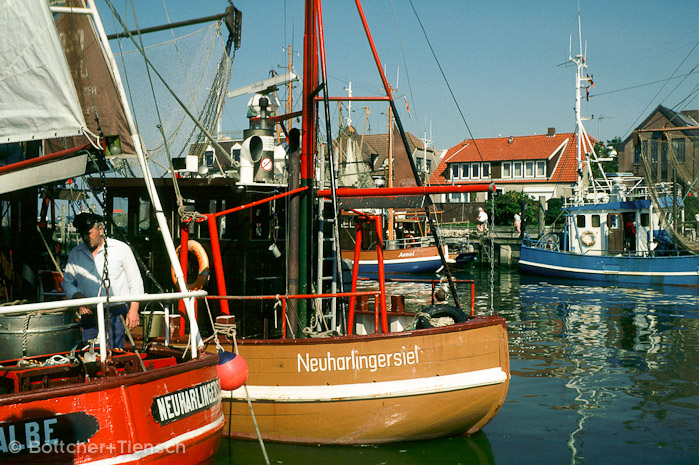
[[571, 13, 586, 205], [82, 1, 202, 355]]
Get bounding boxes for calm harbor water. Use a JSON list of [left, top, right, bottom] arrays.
[[216, 266, 698, 465]]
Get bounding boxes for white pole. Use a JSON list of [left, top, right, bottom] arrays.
[[96, 303, 107, 362], [85, 1, 202, 357]]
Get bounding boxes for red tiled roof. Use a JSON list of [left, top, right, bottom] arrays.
[[429, 133, 591, 186]]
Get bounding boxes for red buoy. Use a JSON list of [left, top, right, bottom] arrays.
[[217, 350, 249, 391]]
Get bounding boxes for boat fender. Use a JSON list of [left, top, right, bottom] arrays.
[[581, 231, 596, 247], [415, 304, 469, 329], [217, 350, 249, 391], [171, 240, 210, 290]]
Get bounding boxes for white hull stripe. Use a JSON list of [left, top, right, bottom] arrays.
[[85, 414, 224, 465], [519, 259, 699, 277], [224, 367, 507, 402], [356, 255, 440, 265]]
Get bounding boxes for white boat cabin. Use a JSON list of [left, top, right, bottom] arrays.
[[563, 197, 681, 256]]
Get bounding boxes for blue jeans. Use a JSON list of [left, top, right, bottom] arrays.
[[81, 304, 128, 349]]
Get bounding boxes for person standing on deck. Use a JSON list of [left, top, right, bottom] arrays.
[[513, 212, 522, 237], [62, 213, 143, 349], [477, 207, 488, 233]]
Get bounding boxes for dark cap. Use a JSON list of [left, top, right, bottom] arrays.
[[73, 212, 104, 233]]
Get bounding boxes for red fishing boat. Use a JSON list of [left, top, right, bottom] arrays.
[[0, 1, 245, 462]]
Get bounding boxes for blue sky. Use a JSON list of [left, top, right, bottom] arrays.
[[98, 0, 699, 151]]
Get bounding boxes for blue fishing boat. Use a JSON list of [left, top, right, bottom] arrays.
[[519, 22, 699, 287]]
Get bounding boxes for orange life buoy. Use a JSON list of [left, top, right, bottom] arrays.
[[171, 240, 210, 290], [581, 231, 596, 247]]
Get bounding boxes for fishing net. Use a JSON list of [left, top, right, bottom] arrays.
[[110, 21, 233, 178]]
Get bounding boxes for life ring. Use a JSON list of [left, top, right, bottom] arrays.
[[581, 231, 596, 247], [171, 240, 210, 290]]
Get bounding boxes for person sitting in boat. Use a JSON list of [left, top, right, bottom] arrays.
[[476, 207, 488, 233], [62, 213, 144, 349]]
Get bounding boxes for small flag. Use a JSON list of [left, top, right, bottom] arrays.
[[404, 96, 412, 119]]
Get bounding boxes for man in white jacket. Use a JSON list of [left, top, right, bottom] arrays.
[[62, 213, 143, 349]]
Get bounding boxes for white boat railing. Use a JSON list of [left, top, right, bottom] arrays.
[[0, 290, 207, 362]]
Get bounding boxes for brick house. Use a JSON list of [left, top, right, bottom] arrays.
[[617, 105, 699, 186], [428, 130, 588, 222]]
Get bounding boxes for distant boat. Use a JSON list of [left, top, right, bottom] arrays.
[[520, 195, 699, 286], [342, 235, 453, 275], [519, 15, 699, 287]]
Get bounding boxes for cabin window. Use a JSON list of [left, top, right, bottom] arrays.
[[591, 215, 600, 227], [524, 161, 534, 177], [640, 213, 650, 227], [482, 163, 490, 178], [514, 162, 522, 177], [113, 196, 129, 235], [536, 161, 546, 177], [0, 201, 10, 228], [502, 162, 511, 178], [610, 215, 621, 229], [137, 198, 151, 236], [672, 138, 685, 163], [577, 215, 586, 228], [471, 163, 480, 178]]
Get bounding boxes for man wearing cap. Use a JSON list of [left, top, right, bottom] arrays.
[[62, 212, 144, 349]]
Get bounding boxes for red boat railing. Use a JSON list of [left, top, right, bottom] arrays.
[[206, 290, 381, 339], [205, 276, 476, 339]]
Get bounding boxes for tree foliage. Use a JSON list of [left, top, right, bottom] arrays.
[[490, 191, 537, 227]]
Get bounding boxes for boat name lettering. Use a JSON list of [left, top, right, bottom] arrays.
[[397, 251, 417, 258], [151, 379, 221, 425], [0, 412, 98, 457], [297, 345, 420, 373]]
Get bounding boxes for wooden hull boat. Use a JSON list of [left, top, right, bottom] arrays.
[[220, 316, 509, 444]]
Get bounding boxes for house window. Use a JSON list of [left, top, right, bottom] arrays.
[[661, 141, 668, 180], [472, 163, 480, 178], [449, 193, 461, 203], [426, 159, 432, 172], [525, 161, 534, 177], [502, 162, 511, 178], [514, 161, 523, 178], [451, 164, 459, 180], [634, 145, 641, 164], [672, 138, 685, 163], [536, 161, 546, 177], [462, 163, 470, 179], [482, 163, 490, 178]]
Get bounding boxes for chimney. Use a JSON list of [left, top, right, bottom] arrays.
[[508, 136, 514, 144], [547, 127, 556, 137]]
